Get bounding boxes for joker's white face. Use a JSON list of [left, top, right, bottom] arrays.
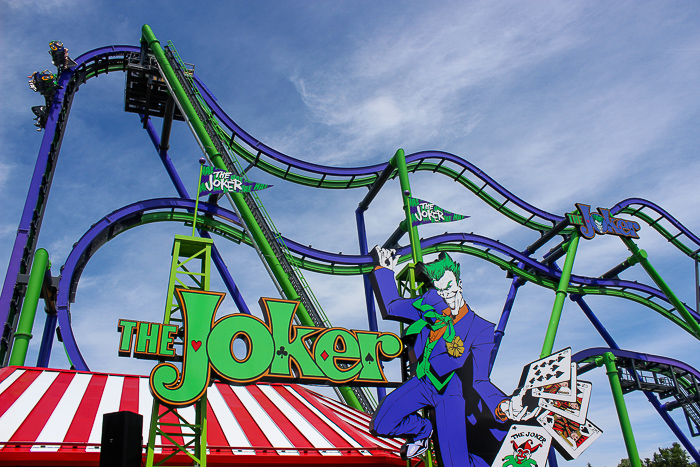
[[433, 270, 464, 315]]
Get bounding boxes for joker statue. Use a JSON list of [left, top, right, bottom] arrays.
[[369, 247, 535, 467]]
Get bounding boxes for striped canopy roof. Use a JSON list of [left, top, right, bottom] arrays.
[[0, 366, 406, 466]]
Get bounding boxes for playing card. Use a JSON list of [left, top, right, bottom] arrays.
[[533, 363, 578, 402], [491, 424, 551, 467], [518, 348, 572, 390], [536, 410, 602, 460], [538, 381, 592, 424]]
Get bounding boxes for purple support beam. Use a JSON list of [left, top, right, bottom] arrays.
[[140, 114, 251, 317], [355, 207, 385, 401], [36, 313, 56, 367], [489, 272, 524, 374]]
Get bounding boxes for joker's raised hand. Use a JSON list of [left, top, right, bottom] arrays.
[[504, 387, 540, 421], [371, 246, 399, 271]]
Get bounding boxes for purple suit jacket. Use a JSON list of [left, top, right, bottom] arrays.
[[370, 266, 506, 415]]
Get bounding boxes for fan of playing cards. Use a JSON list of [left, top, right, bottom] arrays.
[[493, 348, 603, 465]]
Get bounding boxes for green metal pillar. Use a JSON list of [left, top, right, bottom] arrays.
[[390, 148, 426, 296], [390, 149, 433, 467], [146, 235, 212, 467], [541, 234, 580, 358], [390, 149, 422, 265], [622, 237, 700, 339], [596, 352, 641, 467], [9, 248, 49, 366]]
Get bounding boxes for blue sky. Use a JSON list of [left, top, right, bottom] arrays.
[[2, 1, 700, 464]]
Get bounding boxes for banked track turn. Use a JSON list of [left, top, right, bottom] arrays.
[[3, 44, 700, 407]]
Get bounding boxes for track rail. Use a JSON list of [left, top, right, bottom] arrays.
[[612, 198, 700, 259], [575, 348, 700, 434], [0, 46, 140, 364], [51, 198, 700, 369]]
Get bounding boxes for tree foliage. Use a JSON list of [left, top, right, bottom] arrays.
[[617, 443, 696, 467]]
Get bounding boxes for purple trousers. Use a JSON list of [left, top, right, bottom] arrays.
[[370, 374, 491, 467]]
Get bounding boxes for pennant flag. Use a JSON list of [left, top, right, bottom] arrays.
[[408, 197, 468, 226], [199, 166, 272, 196]]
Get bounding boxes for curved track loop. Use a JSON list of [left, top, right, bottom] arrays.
[[57, 197, 699, 369]]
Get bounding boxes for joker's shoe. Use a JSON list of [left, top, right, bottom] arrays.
[[400, 432, 431, 460]]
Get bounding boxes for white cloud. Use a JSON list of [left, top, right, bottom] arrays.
[[285, 2, 584, 165], [3, 0, 82, 12]]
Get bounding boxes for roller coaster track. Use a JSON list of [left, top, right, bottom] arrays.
[[196, 76, 566, 234], [574, 348, 700, 436], [161, 44, 330, 328], [0, 46, 140, 364], [51, 198, 700, 370], [2, 41, 700, 418], [611, 199, 700, 259], [194, 74, 700, 264]]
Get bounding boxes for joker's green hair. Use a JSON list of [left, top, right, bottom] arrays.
[[423, 252, 461, 283]]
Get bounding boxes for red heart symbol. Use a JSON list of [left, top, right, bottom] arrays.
[[191, 340, 202, 352]]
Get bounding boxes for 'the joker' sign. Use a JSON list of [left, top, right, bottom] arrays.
[[567, 203, 641, 240], [118, 289, 402, 407]]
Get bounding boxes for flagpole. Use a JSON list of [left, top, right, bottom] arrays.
[[192, 158, 206, 237], [390, 149, 423, 264]]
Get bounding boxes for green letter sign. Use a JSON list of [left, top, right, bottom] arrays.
[[118, 289, 402, 407]]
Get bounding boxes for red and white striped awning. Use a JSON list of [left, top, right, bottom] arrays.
[[0, 367, 406, 466]]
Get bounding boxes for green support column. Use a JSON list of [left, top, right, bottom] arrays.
[[9, 248, 49, 366], [541, 234, 580, 358], [390, 148, 425, 295], [146, 236, 212, 467], [389, 149, 433, 467], [596, 352, 641, 467], [390, 148, 422, 265], [622, 237, 700, 339]]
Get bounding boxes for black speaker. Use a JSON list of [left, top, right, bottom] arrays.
[[100, 410, 143, 467]]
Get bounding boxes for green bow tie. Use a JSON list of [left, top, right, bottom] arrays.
[[405, 297, 456, 343], [405, 297, 457, 391]]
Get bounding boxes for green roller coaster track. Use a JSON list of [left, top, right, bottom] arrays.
[[107, 210, 698, 339]]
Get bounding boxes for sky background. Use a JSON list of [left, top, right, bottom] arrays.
[[2, 1, 700, 465]]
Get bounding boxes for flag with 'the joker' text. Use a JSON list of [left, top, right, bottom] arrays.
[[409, 197, 468, 227], [199, 166, 272, 196]]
